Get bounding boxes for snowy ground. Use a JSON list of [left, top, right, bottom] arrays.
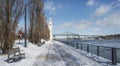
[[0, 40, 120, 66]]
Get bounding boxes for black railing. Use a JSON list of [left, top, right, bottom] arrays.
[[60, 40, 119, 65]]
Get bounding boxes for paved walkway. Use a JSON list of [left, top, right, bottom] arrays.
[[33, 41, 103, 66]]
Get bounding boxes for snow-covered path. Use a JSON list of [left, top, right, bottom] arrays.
[[33, 41, 103, 66]]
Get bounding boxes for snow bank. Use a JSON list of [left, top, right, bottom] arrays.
[[0, 40, 43, 66]]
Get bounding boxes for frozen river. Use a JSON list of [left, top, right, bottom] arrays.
[[59, 39, 120, 62]]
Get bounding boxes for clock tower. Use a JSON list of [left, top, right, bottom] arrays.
[[49, 17, 53, 40]]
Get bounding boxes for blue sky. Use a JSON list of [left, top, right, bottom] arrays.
[[43, 0, 120, 35], [20, 0, 120, 35]]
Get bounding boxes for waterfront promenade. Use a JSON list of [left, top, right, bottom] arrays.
[[0, 40, 119, 66]]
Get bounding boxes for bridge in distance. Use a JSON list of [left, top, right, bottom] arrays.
[[53, 31, 102, 40]]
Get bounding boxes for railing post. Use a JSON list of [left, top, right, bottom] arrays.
[[76, 43, 78, 49], [87, 44, 89, 53], [68, 42, 72, 46], [97, 46, 99, 56], [72, 42, 74, 47], [111, 48, 117, 65], [69, 42, 73, 46], [66, 42, 68, 45], [81, 44, 82, 50], [73, 42, 75, 47]]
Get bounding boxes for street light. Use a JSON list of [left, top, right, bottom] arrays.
[[24, 4, 27, 47]]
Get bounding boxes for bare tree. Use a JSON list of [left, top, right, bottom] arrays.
[[41, 18, 50, 40], [0, 0, 24, 54], [28, 0, 50, 44]]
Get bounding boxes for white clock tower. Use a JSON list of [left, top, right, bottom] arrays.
[[49, 17, 53, 40]]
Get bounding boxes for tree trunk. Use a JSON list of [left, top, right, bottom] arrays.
[[3, 0, 10, 54]]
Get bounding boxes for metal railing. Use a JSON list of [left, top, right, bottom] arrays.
[[60, 40, 119, 65]]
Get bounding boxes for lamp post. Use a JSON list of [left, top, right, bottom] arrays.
[[24, 4, 27, 47]]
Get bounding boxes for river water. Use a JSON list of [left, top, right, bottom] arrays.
[[59, 39, 120, 63]]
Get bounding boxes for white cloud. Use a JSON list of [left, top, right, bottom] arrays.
[[93, 4, 112, 16], [44, 1, 56, 14], [44, 1, 61, 14], [96, 13, 120, 28], [86, 0, 95, 6], [93, 27, 101, 32], [73, 20, 92, 30], [112, 1, 120, 9], [60, 20, 92, 31], [60, 22, 73, 28], [91, 1, 120, 18], [60, 12, 120, 34]]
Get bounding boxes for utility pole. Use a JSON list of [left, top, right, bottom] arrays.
[[24, 4, 27, 47]]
